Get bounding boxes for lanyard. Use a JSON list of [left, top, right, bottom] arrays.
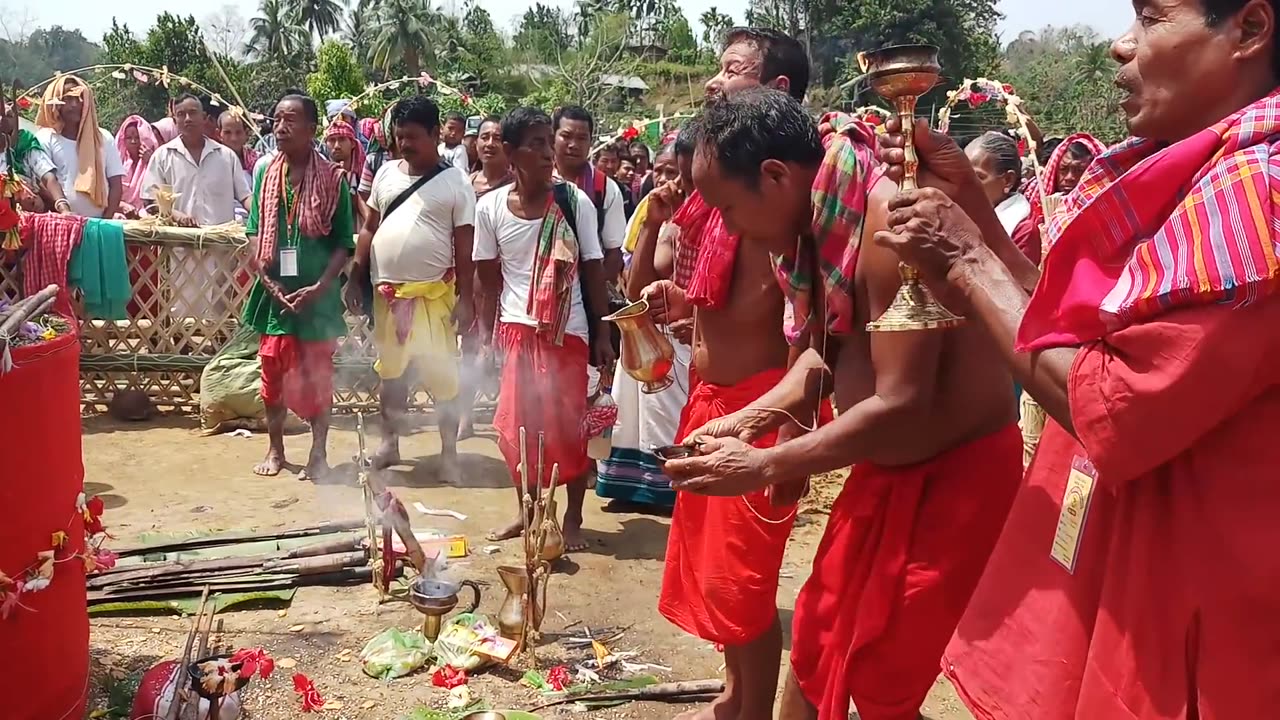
[[280, 167, 303, 248]]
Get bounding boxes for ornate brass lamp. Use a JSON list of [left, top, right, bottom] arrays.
[[859, 44, 965, 332]]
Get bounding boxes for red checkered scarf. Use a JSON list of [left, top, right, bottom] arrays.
[[19, 212, 87, 295], [525, 186, 580, 345], [324, 119, 366, 191], [772, 113, 880, 344], [669, 221, 698, 289], [676, 190, 737, 309], [1018, 88, 1280, 352], [255, 150, 345, 268]]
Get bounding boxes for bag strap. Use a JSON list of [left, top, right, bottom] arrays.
[[593, 171, 608, 235], [383, 161, 450, 219]]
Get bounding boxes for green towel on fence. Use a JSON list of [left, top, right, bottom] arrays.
[[68, 219, 130, 320]]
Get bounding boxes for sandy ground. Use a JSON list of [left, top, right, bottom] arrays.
[[83, 415, 974, 720]]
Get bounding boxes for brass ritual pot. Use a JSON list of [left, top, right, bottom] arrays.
[[496, 565, 544, 642], [408, 576, 482, 642], [604, 299, 675, 394]]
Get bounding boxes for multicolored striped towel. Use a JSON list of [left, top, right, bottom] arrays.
[[772, 113, 880, 345], [1018, 88, 1280, 351], [526, 185, 579, 345]]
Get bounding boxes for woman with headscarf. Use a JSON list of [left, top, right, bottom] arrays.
[[35, 75, 125, 217], [115, 115, 161, 216], [965, 131, 1040, 264], [1025, 132, 1107, 253]]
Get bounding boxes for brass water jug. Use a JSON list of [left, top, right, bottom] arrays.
[[604, 299, 675, 393]]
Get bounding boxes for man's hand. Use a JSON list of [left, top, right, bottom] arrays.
[[170, 211, 198, 228], [664, 436, 778, 496], [285, 283, 325, 312], [669, 317, 693, 345], [452, 296, 474, 333], [877, 117, 980, 201], [644, 180, 684, 227], [261, 277, 296, 313], [592, 328, 616, 371], [679, 407, 779, 447], [766, 421, 807, 507], [641, 280, 691, 324], [341, 276, 365, 316], [874, 187, 985, 286]]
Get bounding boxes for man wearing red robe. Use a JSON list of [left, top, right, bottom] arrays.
[[873, 0, 1280, 716], [664, 89, 1023, 720]]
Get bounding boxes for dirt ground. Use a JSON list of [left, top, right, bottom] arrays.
[[83, 414, 974, 720]]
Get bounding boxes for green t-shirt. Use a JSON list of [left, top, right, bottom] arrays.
[[240, 161, 354, 341]]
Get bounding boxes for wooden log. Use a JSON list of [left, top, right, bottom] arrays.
[[87, 566, 382, 604], [113, 521, 366, 558], [528, 680, 728, 711], [0, 283, 60, 337]]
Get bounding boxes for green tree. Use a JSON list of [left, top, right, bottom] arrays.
[[656, 5, 698, 64], [97, 14, 225, 126], [698, 7, 735, 56], [368, 0, 438, 76], [458, 3, 507, 87], [290, 0, 344, 43], [247, 0, 308, 61], [513, 3, 573, 57], [1001, 25, 1125, 142], [0, 26, 101, 85], [306, 40, 366, 102]]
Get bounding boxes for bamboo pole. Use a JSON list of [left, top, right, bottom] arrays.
[[528, 680, 728, 711]]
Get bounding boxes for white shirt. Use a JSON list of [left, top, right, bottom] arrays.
[[553, 168, 626, 251], [0, 138, 55, 183], [142, 137, 251, 225], [995, 192, 1031, 236], [36, 126, 125, 217], [439, 142, 470, 172], [369, 160, 476, 284], [473, 183, 603, 341]]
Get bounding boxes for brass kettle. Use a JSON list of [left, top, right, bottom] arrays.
[[603, 299, 675, 394]]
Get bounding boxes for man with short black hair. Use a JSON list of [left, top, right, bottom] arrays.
[[551, 105, 627, 279], [344, 95, 476, 482], [871, 0, 1280, 718], [474, 106, 615, 553], [439, 110, 470, 172], [705, 26, 810, 104], [663, 88, 1021, 720]]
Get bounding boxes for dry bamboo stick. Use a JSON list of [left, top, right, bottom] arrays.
[[528, 680, 728, 711], [0, 284, 60, 337], [113, 520, 365, 558], [165, 586, 210, 720]]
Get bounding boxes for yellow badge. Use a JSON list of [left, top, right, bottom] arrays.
[[1050, 455, 1097, 574]]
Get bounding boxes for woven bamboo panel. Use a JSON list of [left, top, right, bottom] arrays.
[[5, 228, 465, 414]]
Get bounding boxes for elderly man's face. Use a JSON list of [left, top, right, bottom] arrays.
[[1112, 0, 1268, 142], [705, 41, 766, 104]]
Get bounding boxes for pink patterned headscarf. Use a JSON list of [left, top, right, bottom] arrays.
[[115, 115, 161, 208]]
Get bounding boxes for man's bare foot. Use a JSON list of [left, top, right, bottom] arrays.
[[458, 422, 476, 441], [673, 691, 740, 720], [486, 517, 524, 542], [562, 515, 588, 553], [299, 451, 329, 481], [372, 438, 401, 470], [440, 456, 461, 486], [253, 449, 284, 477]]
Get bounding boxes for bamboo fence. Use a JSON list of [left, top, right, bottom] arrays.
[[1, 221, 461, 413]]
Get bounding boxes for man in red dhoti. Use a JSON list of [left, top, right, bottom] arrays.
[[473, 106, 615, 552], [640, 27, 821, 720], [872, 0, 1280, 717], [663, 89, 1023, 720]]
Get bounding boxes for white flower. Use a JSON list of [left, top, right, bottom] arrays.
[[23, 577, 50, 593]]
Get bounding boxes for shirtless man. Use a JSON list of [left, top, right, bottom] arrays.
[[640, 27, 819, 720], [663, 88, 1023, 720]]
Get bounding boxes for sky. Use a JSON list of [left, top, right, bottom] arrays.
[[4, 0, 1136, 50]]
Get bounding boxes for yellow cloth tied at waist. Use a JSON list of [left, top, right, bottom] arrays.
[[372, 279, 459, 401]]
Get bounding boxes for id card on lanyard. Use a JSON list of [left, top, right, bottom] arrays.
[[1050, 454, 1098, 574], [279, 170, 301, 277]]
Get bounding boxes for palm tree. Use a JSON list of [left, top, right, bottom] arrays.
[[290, 0, 345, 42], [343, 2, 370, 50], [368, 0, 437, 76], [247, 0, 308, 60]]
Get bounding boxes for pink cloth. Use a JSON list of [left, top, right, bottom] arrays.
[[675, 191, 738, 309], [152, 117, 178, 143], [115, 116, 161, 209], [19, 212, 86, 295]]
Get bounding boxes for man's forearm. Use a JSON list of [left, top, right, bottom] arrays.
[[625, 223, 662, 301], [103, 177, 123, 218], [957, 184, 1040, 293], [581, 258, 611, 321], [320, 247, 349, 288], [41, 173, 67, 208], [763, 389, 928, 479], [454, 231, 475, 302], [603, 248, 624, 283], [950, 244, 1077, 434], [744, 348, 830, 427]]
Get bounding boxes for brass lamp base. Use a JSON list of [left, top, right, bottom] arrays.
[[866, 263, 964, 332]]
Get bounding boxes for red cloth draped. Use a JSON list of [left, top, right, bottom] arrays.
[[258, 334, 336, 420], [659, 368, 833, 645], [790, 424, 1022, 720], [0, 332, 88, 720], [493, 323, 590, 485], [675, 191, 738, 309]]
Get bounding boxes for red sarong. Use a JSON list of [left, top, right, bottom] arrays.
[[791, 423, 1022, 720], [493, 322, 590, 486], [258, 334, 337, 421], [659, 367, 830, 645]]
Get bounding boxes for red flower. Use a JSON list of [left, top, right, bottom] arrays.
[[292, 673, 325, 712], [966, 92, 990, 109], [546, 665, 571, 691], [83, 495, 106, 536], [231, 648, 275, 679], [15, 96, 31, 110], [863, 114, 883, 126], [621, 126, 640, 141], [376, 283, 397, 301], [1017, 138, 1028, 156], [431, 665, 468, 689], [1002, 83, 1014, 94], [0, 201, 19, 232], [460, 93, 472, 106]]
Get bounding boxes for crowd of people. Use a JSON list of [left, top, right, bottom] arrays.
[[4, 0, 1278, 716]]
